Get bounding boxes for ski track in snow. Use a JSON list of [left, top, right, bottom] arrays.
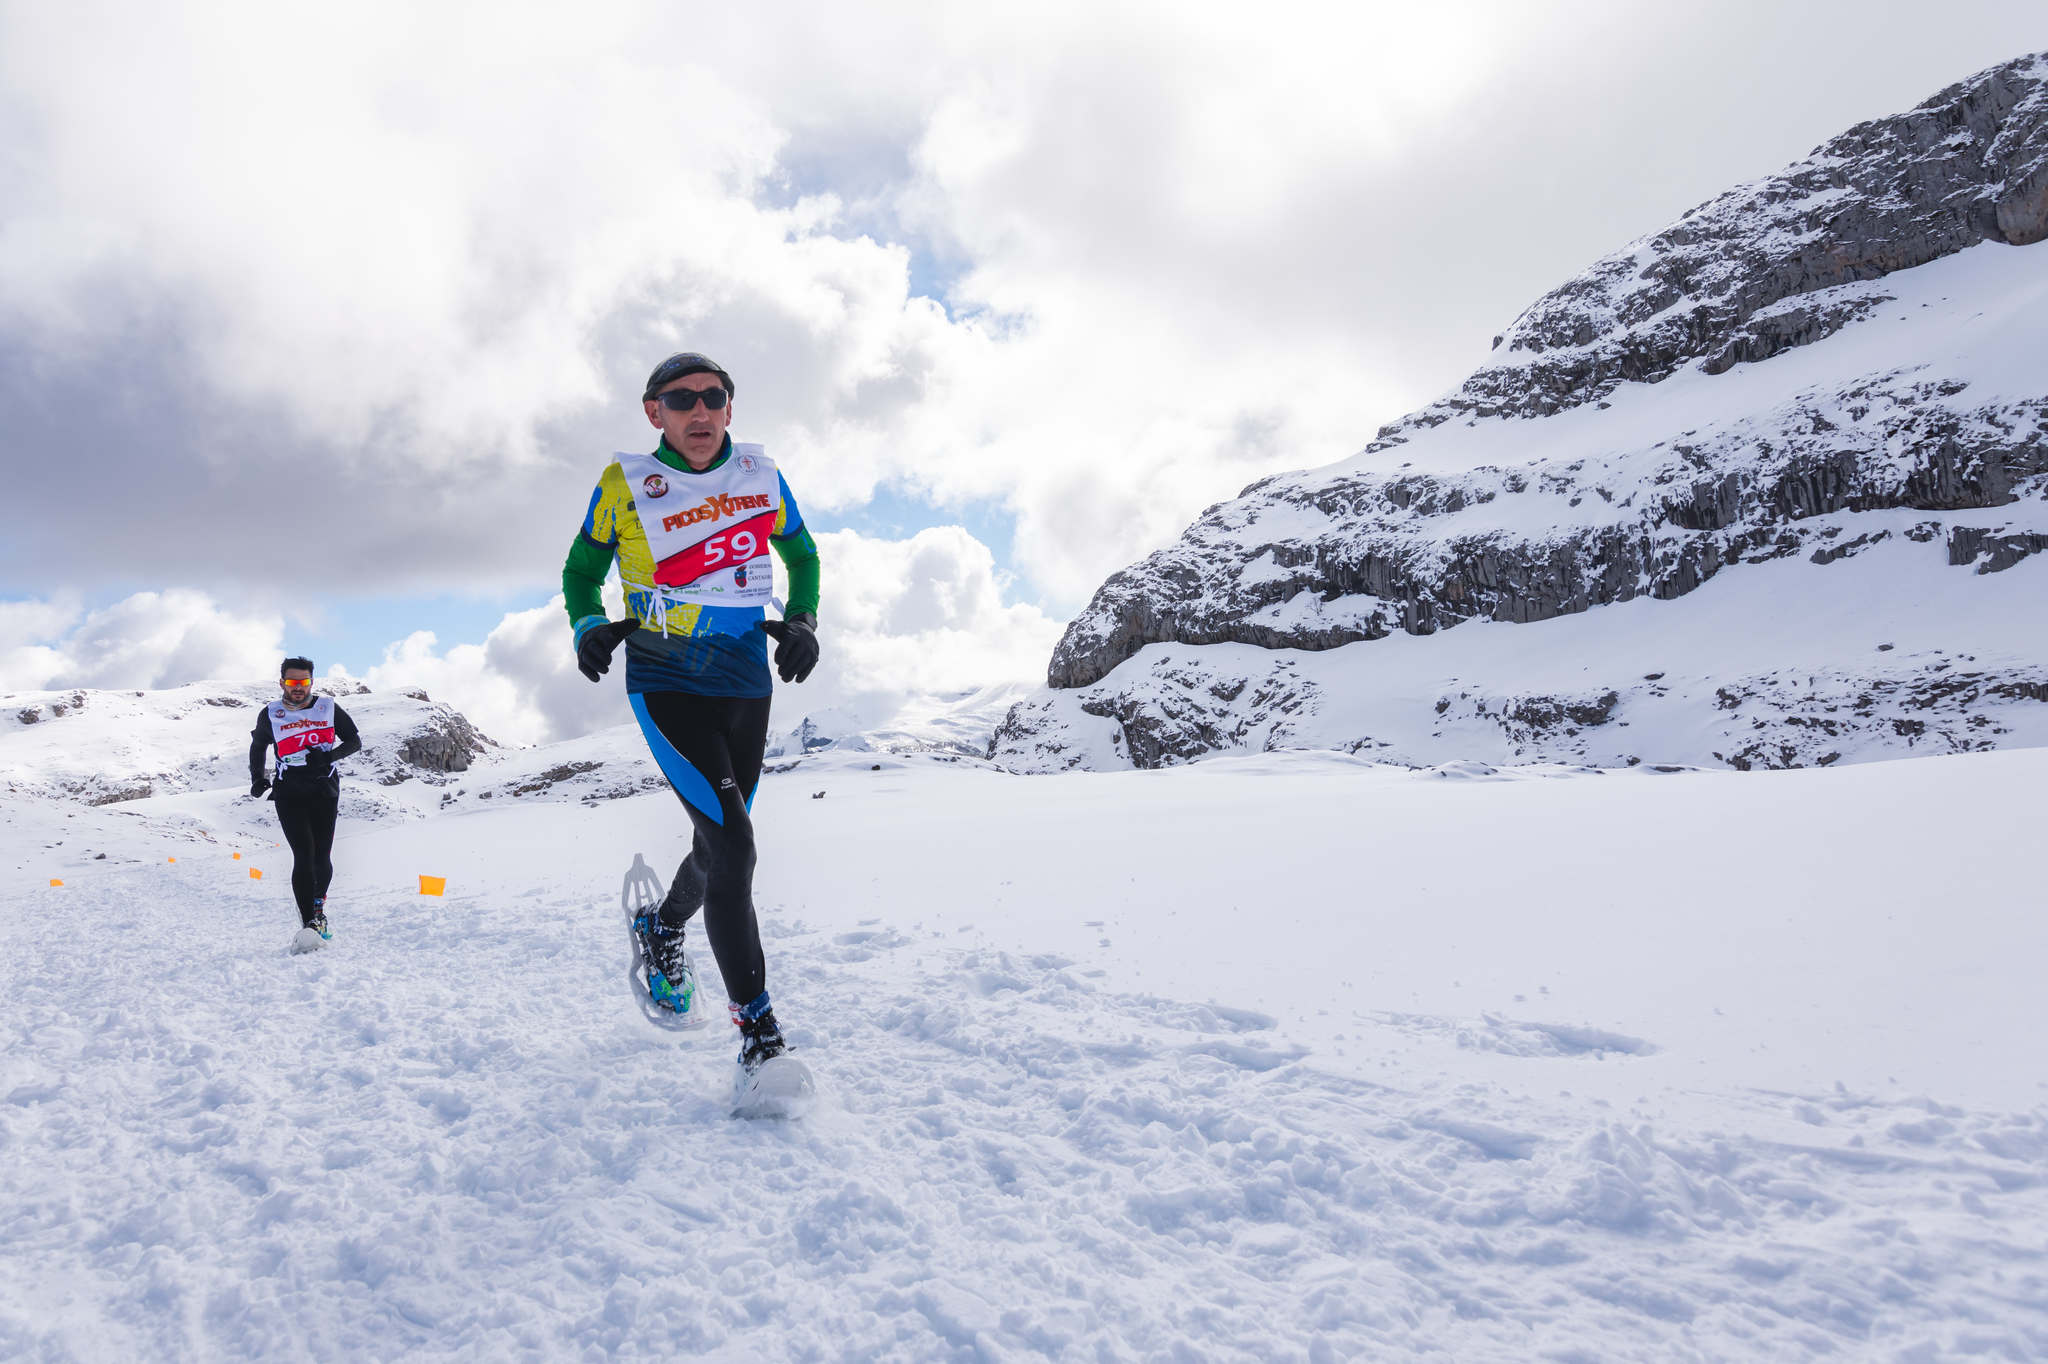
[[4, 852, 2046, 1362]]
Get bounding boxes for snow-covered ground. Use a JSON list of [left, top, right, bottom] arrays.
[[4, 726, 2046, 1360]]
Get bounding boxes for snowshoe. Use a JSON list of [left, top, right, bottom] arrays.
[[289, 914, 331, 954], [731, 1006, 815, 1119], [621, 853, 709, 1030]]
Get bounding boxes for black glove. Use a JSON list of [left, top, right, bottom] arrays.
[[577, 618, 641, 682], [303, 749, 335, 778], [249, 777, 271, 799], [757, 612, 819, 684]]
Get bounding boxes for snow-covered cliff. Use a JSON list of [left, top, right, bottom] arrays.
[[995, 53, 2048, 772]]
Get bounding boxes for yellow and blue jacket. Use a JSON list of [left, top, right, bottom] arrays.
[[564, 436, 821, 697]]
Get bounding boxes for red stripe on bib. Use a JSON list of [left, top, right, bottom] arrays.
[[653, 509, 779, 588]]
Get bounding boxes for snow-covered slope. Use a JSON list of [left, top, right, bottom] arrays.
[[997, 54, 2048, 772], [1, 680, 494, 815], [3, 715, 2046, 1359], [765, 681, 1038, 762]]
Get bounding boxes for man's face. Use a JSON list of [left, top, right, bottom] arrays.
[[281, 670, 313, 706], [645, 373, 732, 469]]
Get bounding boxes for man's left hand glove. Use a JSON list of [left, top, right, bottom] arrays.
[[303, 749, 335, 778], [757, 613, 819, 684]]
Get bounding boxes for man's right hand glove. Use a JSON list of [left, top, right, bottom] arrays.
[[757, 612, 819, 684], [576, 617, 641, 682], [249, 777, 271, 799]]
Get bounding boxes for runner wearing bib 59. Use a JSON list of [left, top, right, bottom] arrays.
[[563, 352, 821, 1092]]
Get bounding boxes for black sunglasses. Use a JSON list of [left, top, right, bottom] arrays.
[[656, 387, 728, 412]]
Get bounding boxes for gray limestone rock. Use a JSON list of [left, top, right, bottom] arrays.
[[1947, 525, 2048, 573], [398, 707, 496, 774]]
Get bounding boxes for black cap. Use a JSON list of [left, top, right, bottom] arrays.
[[643, 352, 734, 402]]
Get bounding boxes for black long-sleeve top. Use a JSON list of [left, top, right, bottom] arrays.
[[249, 704, 363, 785]]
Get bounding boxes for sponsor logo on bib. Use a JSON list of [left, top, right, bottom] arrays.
[[659, 491, 772, 533], [642, 474, 669, 498]]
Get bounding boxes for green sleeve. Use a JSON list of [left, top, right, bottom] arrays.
[[774, 526, 821, 620], [563, 535, 615, 625]]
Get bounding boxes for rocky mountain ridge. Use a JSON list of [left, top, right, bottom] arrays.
[[1466, 53, 2048, 419], [996, 52, 2048, 772]]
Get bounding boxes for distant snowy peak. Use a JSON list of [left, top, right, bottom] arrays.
[[0, 676, 1016, 822], [765, 682, 1040, 764], [1003, 53, 2048, 773]]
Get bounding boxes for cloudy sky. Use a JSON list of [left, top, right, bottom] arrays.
[[1, 2, 2040, 743]]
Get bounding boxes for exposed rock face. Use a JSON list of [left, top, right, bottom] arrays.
[[1949, 525, 2048, 573], [992, 644, 2048, 773], [1046, 54, 2048, 700], [84, 782, 153, 806], [398, 707, 495, 773], [1461, 53, 2048, 423], [1053, 375, 2046, 690], [14, 691, 86, 726]]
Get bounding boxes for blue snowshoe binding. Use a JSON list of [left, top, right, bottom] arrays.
[[622, 853, 709, 1030]]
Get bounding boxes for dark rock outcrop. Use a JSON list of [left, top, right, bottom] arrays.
[[14, 691, 87, 726], [399, 708, 495, 773], [1948, 525, 2048, 573]]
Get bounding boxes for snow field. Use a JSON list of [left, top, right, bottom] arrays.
[[2, 752, 2047, 1360]]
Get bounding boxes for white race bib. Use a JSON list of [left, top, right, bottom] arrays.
[[268, 697, 337, 775], [615, 443, 779, 607]]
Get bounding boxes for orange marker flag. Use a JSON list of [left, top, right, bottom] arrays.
[[168, 857, 177, 863], [419, 875, 447, 896], [48, 878, 63, 887], [250, 868, 263, 880], [233, 853, 242, 860]]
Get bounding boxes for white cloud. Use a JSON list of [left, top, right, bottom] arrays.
[[362, 596, 613, 750], [0, 590, 285, 692], [2, 2, 2042, 617], [361, 527, 1060, 746], [0, 526, 1055, 744], [808, 526, 1064, 698], [0, 596, 80, 653]]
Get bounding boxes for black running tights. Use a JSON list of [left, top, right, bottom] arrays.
[[631, 691, 771, 1008], [272, 785, 338, 926]]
